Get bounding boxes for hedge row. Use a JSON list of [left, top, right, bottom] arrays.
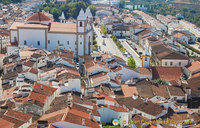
[[180, 42, 200, 55]]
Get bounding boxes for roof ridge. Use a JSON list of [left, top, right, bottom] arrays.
[[61, 107, 69, 121]]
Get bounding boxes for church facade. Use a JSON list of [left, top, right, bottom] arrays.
[[9, 8, 93, 58]]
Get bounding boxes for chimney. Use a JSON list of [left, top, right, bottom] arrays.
[[37, 120, 48, 128], [82, 119, 85, 126], [80, 94, 83, 99], [115, 74, 122, 84], [67, 101, 72, 108], [89, 112, 94, 121]]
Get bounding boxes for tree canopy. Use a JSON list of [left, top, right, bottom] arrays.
[[118, 0, 125, 9], [0, 0, 21, 4], [127, 57, 136, 69], [39, 0, 91, 20]]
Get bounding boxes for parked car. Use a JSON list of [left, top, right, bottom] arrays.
[[76, 63, 79, 70], [138, 52, 143, 55]]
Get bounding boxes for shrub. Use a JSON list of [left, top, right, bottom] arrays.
[[93, 43, 98, 49], [121, 47, 126, 53], [127, 57, 136, 69]]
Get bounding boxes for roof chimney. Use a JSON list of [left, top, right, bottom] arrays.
[[82, 119, 85, 126], [80, 94, 83, 99], [37, 120, 48, 128], [89, 112, 94, 121]]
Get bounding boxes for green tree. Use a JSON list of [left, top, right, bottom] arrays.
[[44, 6, 50, 12], [45, 0, 50, 3], [127, 57, 136, 69], [155, 79, 167, 85], [89, 5, 97, 16], [101, 25, 107, 34], [51, 7, 61, 19], [118, 0, 125, 9], [197, 37, 200, 42]]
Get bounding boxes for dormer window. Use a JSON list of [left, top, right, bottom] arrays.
[[80, 22, 82, 27]]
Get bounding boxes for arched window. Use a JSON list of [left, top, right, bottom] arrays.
[[80, 22, 82, 27]]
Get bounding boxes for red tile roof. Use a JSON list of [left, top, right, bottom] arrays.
[[5, 109, 32, 122], [94, 93, 117, 103], [109, 105, 128, 112], [121, 84, 138, 97], [152, 66, 183, 81], [33, 82, 57, 96], [29, 91, 48, 104], [139, 67, 152, 75], [28, 67, 38, 74], [0, 118, 14, 128], [187, 61, 200, 73], [26, 12, 52, 22]]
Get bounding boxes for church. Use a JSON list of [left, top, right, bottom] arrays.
[[9, 7, 93, 58]]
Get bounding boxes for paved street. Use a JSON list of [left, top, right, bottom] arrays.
[[119, 39, 142, 67], [93, 26, 127, 62]]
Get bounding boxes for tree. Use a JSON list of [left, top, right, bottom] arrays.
[[118, 0, 125, 9], [44, 6, 50, 12], [155, 79, 167, 85], [89, 5, 97, 16], [198, 37, 200, 42], [45, 0, 50, 3], [101, 25, 107, 34], [127, 57, 136, 69], [51, 7, 61, 20]]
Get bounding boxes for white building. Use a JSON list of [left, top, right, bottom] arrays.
[[9, 8, 93, 58]]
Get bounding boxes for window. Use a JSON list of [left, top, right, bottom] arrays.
[[67, 41, 69, 45], [14, 36, 17, 42], [58, 40, 60, 44], [179, 62, 181, 66], [37, 41, 40, 46], [80, 21, 82, 27], [145, 57, 148, 61], [80, 35, 82, 38], [48, 40, 50, 44], [170, 62, 173, 66], [80, 42, 82, 45], [24, 40, 27, 45], [165, 62, 167, 66]]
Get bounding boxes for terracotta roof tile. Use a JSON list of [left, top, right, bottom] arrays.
[[152, 67, 183, 81], [29, 91, 48, 104], [33, 82, 57, 96], [94, 93, 117, 103], [0, 114, 24, 128], [109, 105, 128, 112], [121, 84, 138, 97], [90, 72, 110, 85], [0, 118, 14, 128], [167, 86, 185, 96], [49, 22, 77, 33], [26, 12, 52, 22], [139, 67, 152, 75], [187, 61, 200, 73], [5, 109, 32, 122], [151, 85, 170, 98], [28, 67, 38, 74]]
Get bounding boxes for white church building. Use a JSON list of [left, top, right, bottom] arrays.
[[9, 8, 93, 58]]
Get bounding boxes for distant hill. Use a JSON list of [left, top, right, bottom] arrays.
[[0, 0, 22, 5]]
